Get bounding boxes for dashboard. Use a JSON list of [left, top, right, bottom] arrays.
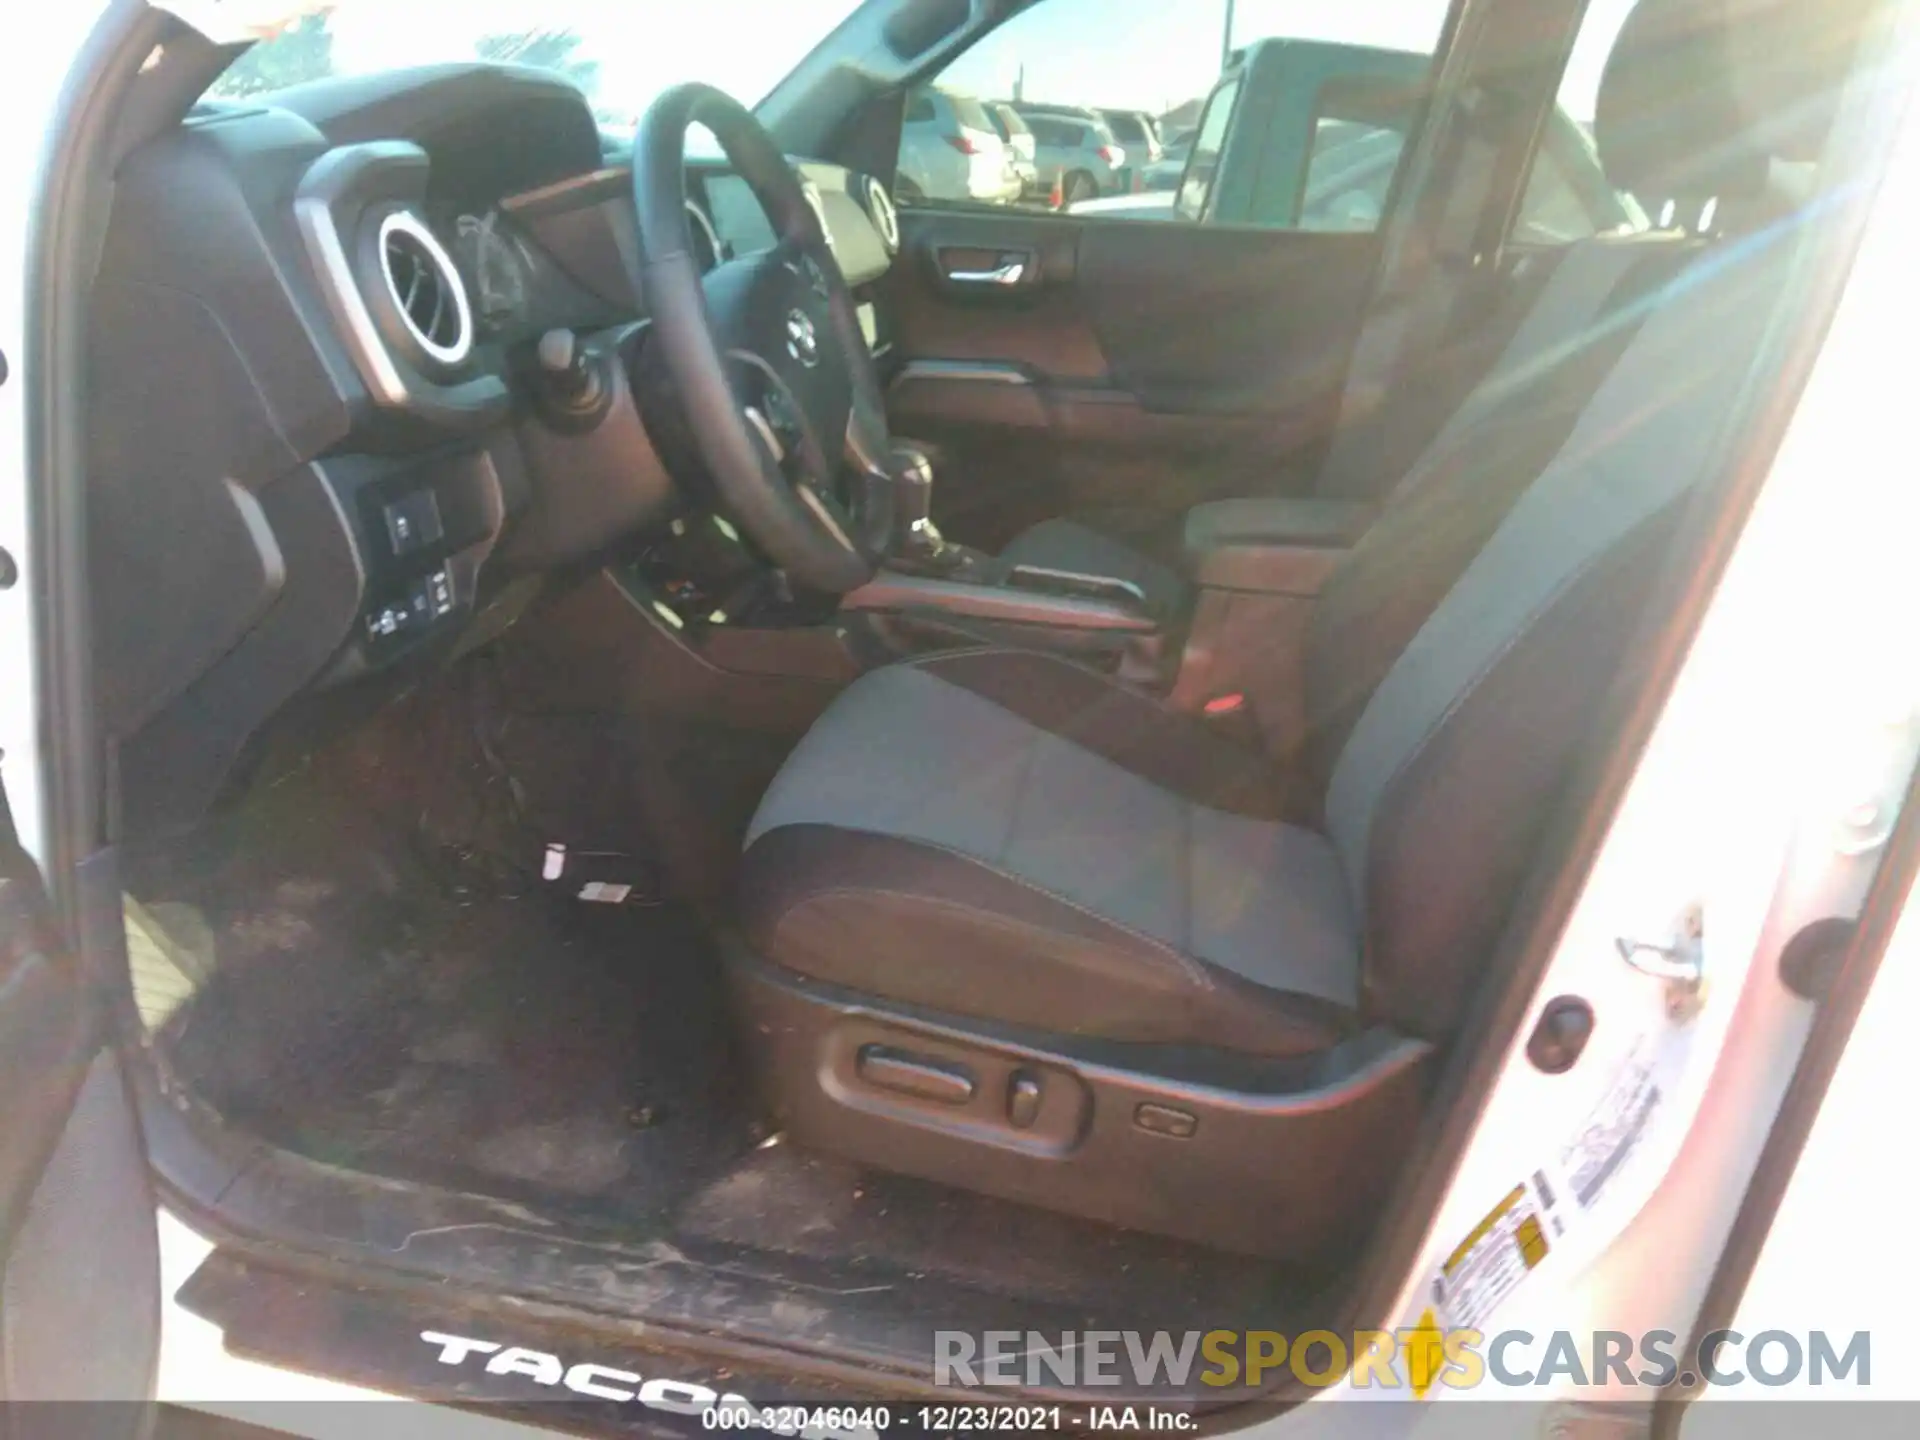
[[88, 63, 901, 836]]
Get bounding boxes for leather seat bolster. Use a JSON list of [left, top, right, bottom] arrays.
[[740, 824, 1352, 1058], [915, 649, 1286, 818]]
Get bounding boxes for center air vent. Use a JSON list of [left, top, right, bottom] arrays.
[[865, 176, 900, 255], [376, 210, 473, 367]]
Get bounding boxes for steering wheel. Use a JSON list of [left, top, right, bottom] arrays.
[[632, 84, 890, 594]]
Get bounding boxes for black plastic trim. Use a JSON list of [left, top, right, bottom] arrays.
[[293, 141, 510, 428]]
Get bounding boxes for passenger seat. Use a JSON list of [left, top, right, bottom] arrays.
[[726, 0, 1871, 1258], [998, 230, 1699, 616]]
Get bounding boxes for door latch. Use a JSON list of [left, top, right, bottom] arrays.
[[1616, 904, 1706, 1021]]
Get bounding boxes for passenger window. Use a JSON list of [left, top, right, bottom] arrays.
[[1299, 119, 1406, 231], [1513, 0, 1651, 242], [1516, 150, 1604, 244], [896, 0, 1452, 229], [1295, 79, 1420, 232]]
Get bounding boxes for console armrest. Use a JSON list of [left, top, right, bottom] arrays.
[[1184, 498, 1378, 552], [841, 572, 1158, 632], [1183, 498, 1375, 596], [1192, 544, 1342, 595]]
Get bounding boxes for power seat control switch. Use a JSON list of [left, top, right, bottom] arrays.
[[856, 1045, 975, 1105], [1134, 1103, 1197, 1139], [1007, 1070, 1042, 1129]]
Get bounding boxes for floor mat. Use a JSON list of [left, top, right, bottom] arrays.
[[129, 650, 1315, 1318], [134, 772, 755, 1229]]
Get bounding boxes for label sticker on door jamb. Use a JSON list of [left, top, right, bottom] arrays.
[[1431, 1170, 1561, 1333]]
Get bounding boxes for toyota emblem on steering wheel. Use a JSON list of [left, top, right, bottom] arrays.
[[786, 309, 820, 368]]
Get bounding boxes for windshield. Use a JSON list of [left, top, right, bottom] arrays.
[[211, 0, 865, 130]]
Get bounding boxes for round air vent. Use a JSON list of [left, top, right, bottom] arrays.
[[376, 210, 473, 367], [864, 175, 899, 255]]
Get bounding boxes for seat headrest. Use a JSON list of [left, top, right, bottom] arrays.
[[1595, 0, 1877, 203]]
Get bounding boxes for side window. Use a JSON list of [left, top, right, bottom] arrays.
[[895, 0, 1452, 227], [1299, 119, 1407, 231], [906, 93, 937, 124], [1513, 0, 1650, 243], [1294, 80, 1420, 232], [1173, 78, 1240, 222], [1515, 149, 1602, 244]]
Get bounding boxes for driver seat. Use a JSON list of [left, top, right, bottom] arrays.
[[724, 0, 1854, 1257]]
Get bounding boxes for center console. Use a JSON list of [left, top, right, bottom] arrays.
[[620, 442, 1180, 690], [614, 453, 1376, 735], [838, 559, 1171, 684], [1165, 496, 1375, 758], [831, 442, 1174, 680]]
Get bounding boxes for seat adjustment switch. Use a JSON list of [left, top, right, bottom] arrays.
[[1134, 1103, 1197, 1139], [1007, 1070, 1042, 1129], [856, 1045, 975, 1105]]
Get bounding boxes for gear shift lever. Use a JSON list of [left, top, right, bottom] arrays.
[[882, 443, 991, 577], [889, 445, 946, 561]]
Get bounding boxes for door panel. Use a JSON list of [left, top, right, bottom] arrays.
[[882, 207, 1379, 549], [0, 787, 158, 1415], [1076, 224, 1381, 415], [889, 210, 1108, 380]]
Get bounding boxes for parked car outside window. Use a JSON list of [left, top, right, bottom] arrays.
[[1013, 103, 1127, 206], [899, 86, 1024, 206]]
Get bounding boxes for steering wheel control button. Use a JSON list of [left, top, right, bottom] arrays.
[[785, 308, 820, 367], [784, 251, 831, 297], [1134, 1103, 1198, 1139], [382, 489, 444, 558], [856, 1045, 975, 1106]]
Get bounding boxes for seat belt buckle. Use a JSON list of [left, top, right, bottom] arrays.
[[1200, 693, 1262, 747]]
